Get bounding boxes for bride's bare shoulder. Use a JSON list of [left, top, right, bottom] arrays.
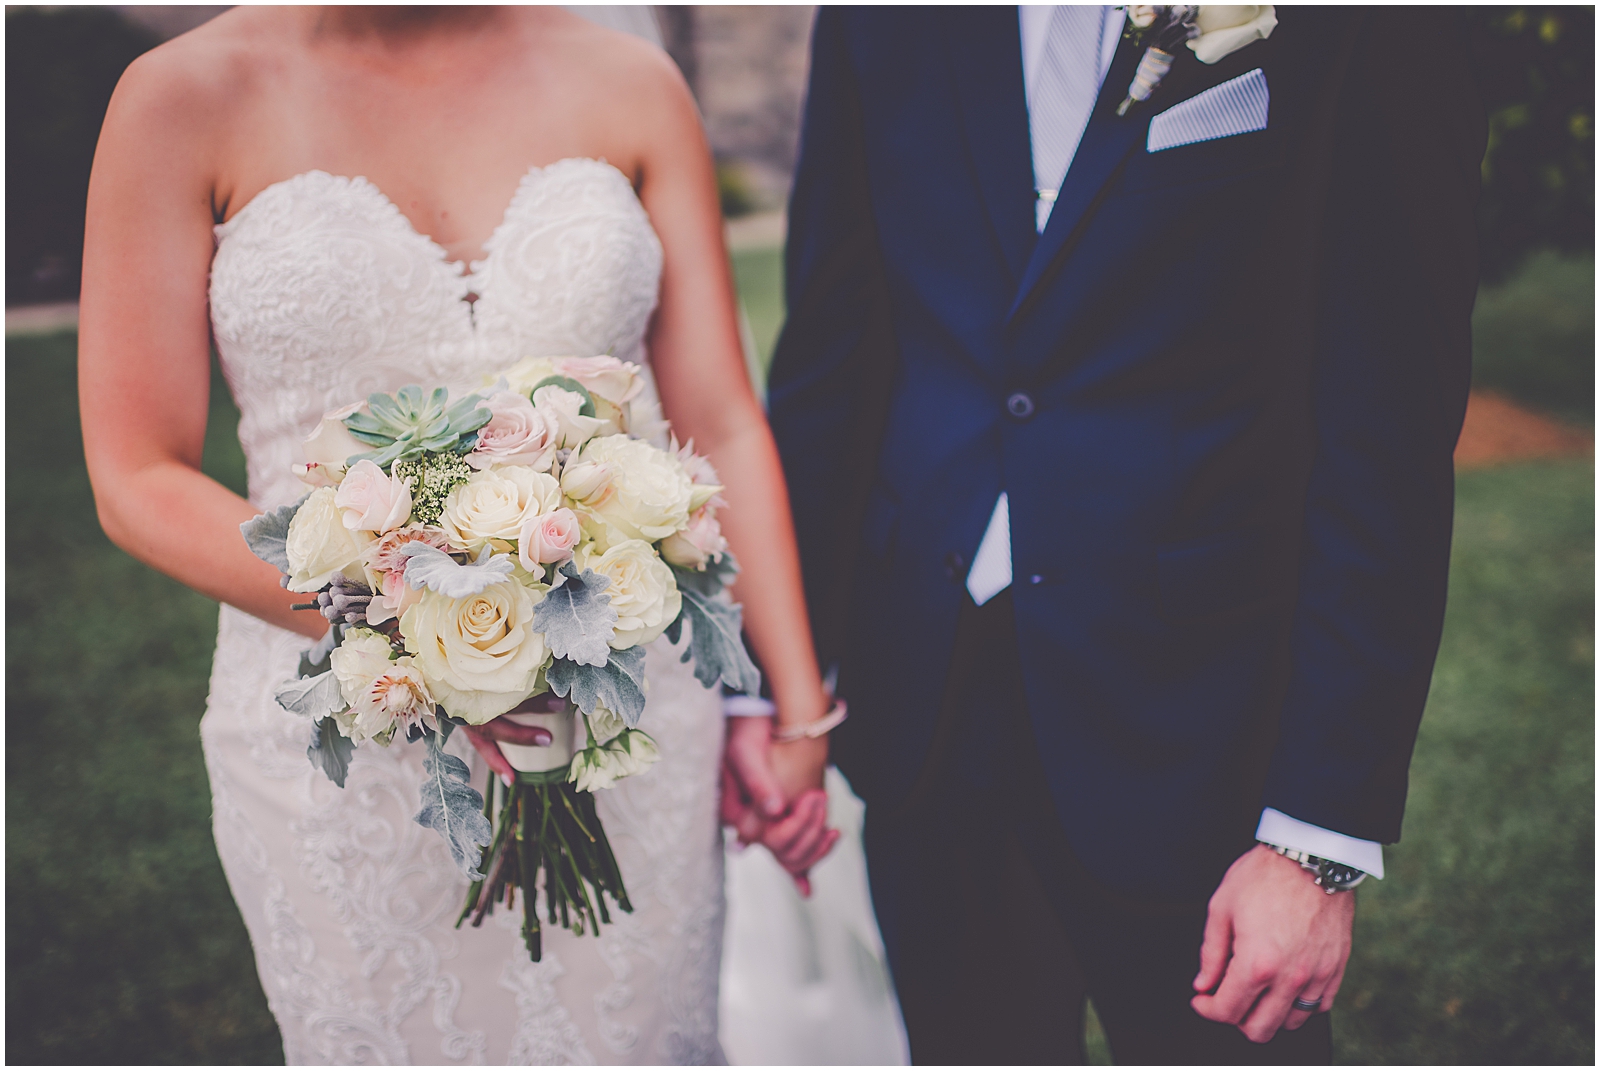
[[102, 8, 297, 144]]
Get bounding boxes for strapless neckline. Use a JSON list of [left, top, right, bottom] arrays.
[[215, 157, 639, 285]]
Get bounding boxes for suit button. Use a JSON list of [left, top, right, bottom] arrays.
[[1005, 391, 1035, 421], [1029, 574, 1045, 585]]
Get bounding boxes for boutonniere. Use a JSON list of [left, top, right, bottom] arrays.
[[1116, 5, 1278, 116]]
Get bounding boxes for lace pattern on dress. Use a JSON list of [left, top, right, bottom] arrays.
[[203, 159, 721, 1065]]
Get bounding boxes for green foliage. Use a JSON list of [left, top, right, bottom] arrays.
[[392, 450, 473, 525], [546, 645, 648, 727], [416, 730, 493, 881], [1471, 251, 1594, 424], [717, 159, 760, 218], [672, 585, 763, 695], [5, 7, 157, 301], [1334, 460, 1594, 1064], [531, 564, 618, 668], [239, 495, 305, 572], [307, 715, 355, 789], [6, 331, 282, 1063], [1466, 7, 1595, 280]]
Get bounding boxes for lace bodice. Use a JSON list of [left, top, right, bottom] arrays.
[[209, 158, 664, 509]]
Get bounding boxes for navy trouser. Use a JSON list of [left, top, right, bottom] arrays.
[[860, 590, 1333, 1065]]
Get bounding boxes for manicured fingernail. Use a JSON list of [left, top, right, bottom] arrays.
[[763, 797, 783, 816], [500, 773, 513, 788]]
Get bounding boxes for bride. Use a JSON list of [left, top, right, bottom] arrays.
[[79, 7, 838, 1063]]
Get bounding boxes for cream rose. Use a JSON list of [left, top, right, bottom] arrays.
[[577, 538, 682, 649], [297, 402, 367, 487], [532, 384, 605, 450], [440, 467, 562, 553], [467, 391, 558, 472], [1190, 6, 1276, 64], [568, 435, 696, 543], [334, 459, 413, 533], [500, 356, 559, 397], [329, 628, 397, 705], [285, 487, 369, 592], [400, 580, 550, 723]]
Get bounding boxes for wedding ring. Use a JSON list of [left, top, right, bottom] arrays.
[[1292, 996, 1322, 1013]]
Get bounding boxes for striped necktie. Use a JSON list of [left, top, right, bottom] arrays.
[[1028, 5, 1106, 232]]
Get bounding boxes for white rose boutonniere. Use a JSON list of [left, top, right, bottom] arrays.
[[1118, 6, 1276, 115]]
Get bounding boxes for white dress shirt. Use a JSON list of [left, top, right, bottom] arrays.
[[961, 5, 1383, 878]]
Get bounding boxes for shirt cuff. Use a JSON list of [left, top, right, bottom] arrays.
[[1255, 807, 1385, 879], [722, 695, 775, 718]]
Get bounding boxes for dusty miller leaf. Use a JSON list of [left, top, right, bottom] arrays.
[[531, 563, 616, 667], [675, 587, 762, 695], [415, 732, 493, 881], [298, 626, 339, 679], [240, 494, 309, 573], [275, 669, 345, 719], [399, 543, 515, 597], [669, 552, 740, 599], [307, 716, 356, 788], [546, 646, 647, 727]]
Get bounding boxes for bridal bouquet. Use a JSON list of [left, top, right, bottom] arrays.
[[241, 355, 760, 960]]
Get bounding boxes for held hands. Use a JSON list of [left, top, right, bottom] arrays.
[[1191, 844, 1357, 1042], [721, 716, 838, 896]]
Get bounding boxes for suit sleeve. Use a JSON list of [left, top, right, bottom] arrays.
[[766, 9, 897, 670], [1260, 10, 1486, 844]]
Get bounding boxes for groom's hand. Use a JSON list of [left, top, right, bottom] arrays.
[[721, 717, 838, 895], [1191, 844, 1356, 1043]]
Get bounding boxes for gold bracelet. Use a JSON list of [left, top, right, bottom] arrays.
[[771, 699, 848, 743]]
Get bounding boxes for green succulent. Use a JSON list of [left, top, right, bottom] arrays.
[[392, 452, 474, 526], [345, 385, 491, 469]]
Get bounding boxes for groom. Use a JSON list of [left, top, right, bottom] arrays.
[[757, 6, 1483, 1064]]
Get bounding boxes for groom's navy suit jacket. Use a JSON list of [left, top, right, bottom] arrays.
[[767, 7, 1484, 899]]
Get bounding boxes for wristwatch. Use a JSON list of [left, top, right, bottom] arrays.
[[1261, 843, 1367, 893]]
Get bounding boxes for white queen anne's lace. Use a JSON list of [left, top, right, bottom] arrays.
[[202, 159, 725, 1064]]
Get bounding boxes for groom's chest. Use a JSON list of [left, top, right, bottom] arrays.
[[845, 8, 1354, 333]]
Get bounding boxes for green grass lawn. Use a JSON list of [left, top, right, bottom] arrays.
[[7, 247, 1592, 1063]]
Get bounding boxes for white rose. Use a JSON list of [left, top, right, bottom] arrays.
[[532, 385, 606, 450], [468, 391, 558, 472], [1190, 6, 1276, 64], [440, 467, 562, 553], [329, 628, 396, 706], [569, 435, 696, 543], [500, 356, 559, 397], [577, 538, 682, 649], [297, 402, 367, 487], [400, 581, 550, 723], [585, 707, 627, 746], [285, 487, 370, 592], [569, 743, 627, 793]]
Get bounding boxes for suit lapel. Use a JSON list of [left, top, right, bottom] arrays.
[[943, 7, 1036, 284], [1007, 30, 1148, 321]]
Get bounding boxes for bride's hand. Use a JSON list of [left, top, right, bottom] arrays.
[[722, 717, 839, 896], [461, 695, 559, 784]]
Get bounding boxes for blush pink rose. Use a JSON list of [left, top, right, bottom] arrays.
[[334, 460, 413, 533], [468, 391, 557, 471], [518, 507, 582, 573], [660, 507, 729, 570]]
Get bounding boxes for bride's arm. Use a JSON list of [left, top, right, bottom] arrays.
[[629, 52, 837, 871], [79, 46, 323, 642]]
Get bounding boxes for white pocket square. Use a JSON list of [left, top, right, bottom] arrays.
[[1147, 68, 1269, 153]]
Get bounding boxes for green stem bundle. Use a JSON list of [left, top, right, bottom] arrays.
[[454, 768, 632, 962]]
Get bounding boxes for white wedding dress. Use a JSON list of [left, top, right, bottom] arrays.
[[203, 159, 728, 1064]]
